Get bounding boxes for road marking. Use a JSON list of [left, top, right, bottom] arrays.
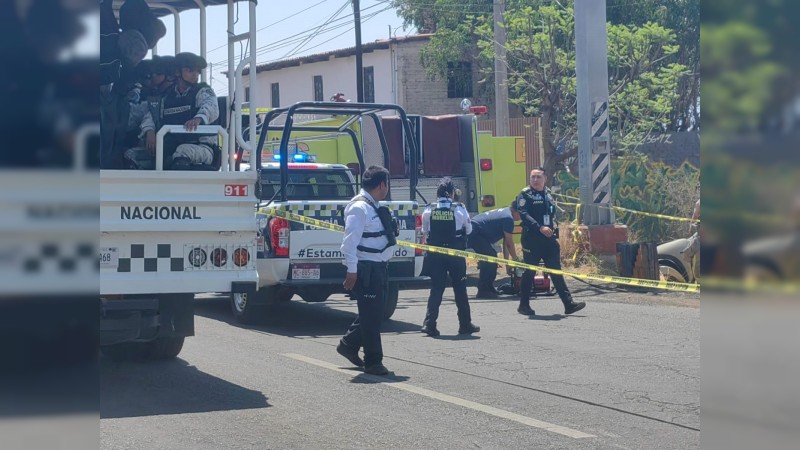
[[283, 353, 594, 439]]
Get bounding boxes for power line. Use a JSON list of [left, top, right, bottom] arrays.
[[210, 0, 392, 68], [206, 0, 330, 56], [280, 0, 352, 60], [213, 3, 392, 96]]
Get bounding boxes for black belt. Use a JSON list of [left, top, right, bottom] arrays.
[[358, 260, 388, 266]]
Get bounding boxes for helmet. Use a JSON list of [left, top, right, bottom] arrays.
[[151, 55, 177, 75], [175, 52, 207, 71]]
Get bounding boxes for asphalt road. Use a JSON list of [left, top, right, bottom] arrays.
[[100, 283, 699, 449]]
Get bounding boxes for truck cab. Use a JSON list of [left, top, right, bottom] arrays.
[[229, 102, 427, 323]]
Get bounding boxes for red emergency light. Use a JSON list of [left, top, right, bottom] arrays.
[[469, 105, 488, 115], [479, 159, 493, 171]]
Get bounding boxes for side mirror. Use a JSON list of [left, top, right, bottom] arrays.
[[346, 162, 360, 177]]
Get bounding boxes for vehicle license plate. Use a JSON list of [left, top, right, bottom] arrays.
[[292, 264, 320, 280], [99, 247, 119, 269]]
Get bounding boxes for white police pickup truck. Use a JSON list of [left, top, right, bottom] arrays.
[[229, 102, 427, 323]]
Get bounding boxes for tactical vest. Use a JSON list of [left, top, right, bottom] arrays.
[[519, 187, 556, 235], [160, 83, 207, 146], [348, 195, 398, 254], [427, 203, 465, 250]]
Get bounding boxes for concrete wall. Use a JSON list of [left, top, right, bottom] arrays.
[[244, 50, 393, 108], [245, 37, 495, 117]]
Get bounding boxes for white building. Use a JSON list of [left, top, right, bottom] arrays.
[[242, 34, 490, 116]]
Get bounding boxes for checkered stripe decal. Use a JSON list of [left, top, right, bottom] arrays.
[[116, 243, 257, 273], [280, 202, 417, 218], [117, 244, 184, 273], [284, 203, 343, 218], [22, 242, 96, 274]]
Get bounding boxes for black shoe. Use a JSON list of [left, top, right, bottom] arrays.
[[336, 342, 364, 367], [364, 364, 389, 375], [517, 304, 536, 315], [564, 301, 586, 315], [458, 323, 480, 334], [475, 290, 499, 299], [421, 324, 440, 337]]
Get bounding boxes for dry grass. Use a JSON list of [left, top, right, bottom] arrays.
[[464, 228, 613, 277]]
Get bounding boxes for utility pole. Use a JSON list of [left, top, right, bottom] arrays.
[[493, 0, 509, 136], [353, 0, 364, 102], [575, 0, 613, 225]]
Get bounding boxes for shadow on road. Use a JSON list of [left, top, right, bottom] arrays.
[[431, 334, 481, 341], [526, 314, 564, 321], [100, 357, 269, 419], [194, 295, 424, 338], [350, 373, 411, 384]]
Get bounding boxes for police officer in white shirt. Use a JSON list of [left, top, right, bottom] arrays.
[[337, 166, 397, 375], [420, 178, 480, 337]]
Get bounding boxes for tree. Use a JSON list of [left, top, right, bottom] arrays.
[[607, 0, 700, 131], [394, 0, 690, 180]]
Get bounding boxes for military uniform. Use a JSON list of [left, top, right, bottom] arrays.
[[515, 186, 585, 315], [420, 198, 479, 336]]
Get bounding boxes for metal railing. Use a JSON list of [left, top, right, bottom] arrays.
[[155, 125, 229, 171]]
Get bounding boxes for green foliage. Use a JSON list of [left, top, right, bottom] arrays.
[[701, 22, 784, 135], [556, 158, 700, 242], [394, 0, 691, 179]]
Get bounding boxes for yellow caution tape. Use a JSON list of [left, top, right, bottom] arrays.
[[701, 277, 800, 294], [265, 208, 701, 293], [556, 198, 699, 223], [571, 203, 582, 263]]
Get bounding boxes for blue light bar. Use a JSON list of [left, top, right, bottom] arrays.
[[293, 153, 307, 162], [272, 154, 281, 160]]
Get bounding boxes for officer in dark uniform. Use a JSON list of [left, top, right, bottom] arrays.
[[337, 166, 397, 376], [516, 167, 586, 316], [420, 178, 480, 337]]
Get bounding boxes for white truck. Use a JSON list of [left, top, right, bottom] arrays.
[[229, 102, 428, 323], [100, 0, 261, 359]]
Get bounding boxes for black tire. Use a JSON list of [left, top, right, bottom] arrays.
[[299, 288, 330, 303], [383, 283, 399, 320], [100, 342, 150, 361], [147, 336, 185, 359], [231, 291, 263, 324], [256, 285, 295, 304]]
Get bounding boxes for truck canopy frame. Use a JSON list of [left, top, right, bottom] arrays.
[[255, 102, 420, 203]]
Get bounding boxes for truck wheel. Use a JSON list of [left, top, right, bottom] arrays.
[[100, 342, 150, 361], [231, 292, 262, 324], [147, 336, 185, 359], [255, 285, 294, 304], [299, 288, 330, 303], [383, 284, 399, 320]]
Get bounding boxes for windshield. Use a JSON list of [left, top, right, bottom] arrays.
[[260, 170, 356, 200]]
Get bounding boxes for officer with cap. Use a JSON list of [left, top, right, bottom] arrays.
[[515, 167, 586, 316], [337, 165, 398, 376], [420, 177, 480, 337], [136, 52, 219, 170]]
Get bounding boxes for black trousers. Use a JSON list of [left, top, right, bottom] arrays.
[[468, 233, 499, 291], [423, 252, 472, 327], [341, 261, 387, 367], [519, 236, 572, 307]]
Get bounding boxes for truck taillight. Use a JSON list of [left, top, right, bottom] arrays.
[[480, 159, 493, 171], [270, 218, 290, 257], [414, 214, 424, 256]]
